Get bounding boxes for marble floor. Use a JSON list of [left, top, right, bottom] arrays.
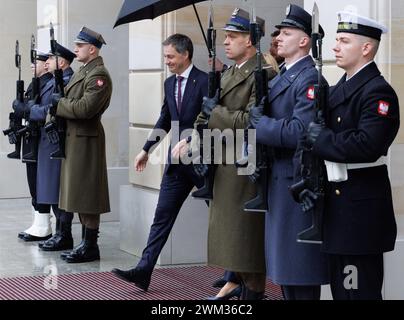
[[0, 198, 140, 279]]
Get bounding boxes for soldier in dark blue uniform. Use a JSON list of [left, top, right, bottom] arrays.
[[249, 4, 330, 300], [306, 11, 400, 300], [30, 43, 76, 252], [14, 52, 54, 242]]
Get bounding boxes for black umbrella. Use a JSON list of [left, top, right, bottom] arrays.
[[114, 0, 210, 52]]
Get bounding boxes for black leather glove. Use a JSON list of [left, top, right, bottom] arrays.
[[44, 121, 59, 144], [306, 121, 325, 146], [298, 189, 318, 213], [249, 98, 265, 128], [248, 164, 260, 184], [194, 163, 209, 178], [50, 93, 62, 116], [201, 90, 219, 118], [192, 156, 209, 178], [8, 132, 18, 145], [12, 100, 29, 118]]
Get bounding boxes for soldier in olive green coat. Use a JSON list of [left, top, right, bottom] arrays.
[[51, 27, 112, 263], [173, 9, 277, 300]]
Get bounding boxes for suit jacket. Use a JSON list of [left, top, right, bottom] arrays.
[[56, 56, 112, 214], [313, 62, 400, 255], [256, 55, 330, 285], [30, 67, 74, 204], [143, 65, 208, 175]]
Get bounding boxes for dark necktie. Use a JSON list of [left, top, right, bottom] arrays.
[[177, 76, 184, 113], [280, 66, 287, 75]]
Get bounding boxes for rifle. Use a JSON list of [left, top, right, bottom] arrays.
[[289, 3, 328, 244], [18, 34, 41, 163], [191, 0, 220, 201], [44, 22, 66, 159], [235, 4, 269, 213], [2, 40, 24, 160]]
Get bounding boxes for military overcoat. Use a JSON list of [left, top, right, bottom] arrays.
[[30, 68, 74, 204], [256, 56, 330, 285], [56, 56, 112, 214], [194, 55, 277, 273]]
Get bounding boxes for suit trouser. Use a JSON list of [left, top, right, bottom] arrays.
[[137, 170, 202, 275], [281, 285, 321, 300], [328, 253, 384, 300]]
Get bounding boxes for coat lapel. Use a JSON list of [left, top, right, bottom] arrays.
[[180, 67, 198, 116], [329, 62, 381, 110], [269, 56, 315, 103], [166, 75, 177, 115], [64, 68, 86, 94], [64, 57, 104, 94], [220, 56, 257, 99]]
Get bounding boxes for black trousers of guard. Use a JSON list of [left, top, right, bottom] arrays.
[[328, 253, 384, 300]]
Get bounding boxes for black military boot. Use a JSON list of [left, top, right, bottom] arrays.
[[61, 225, 85, 260], [39, 219, 61, 249], [65, 227, 100, 263], [41, 220, 73, 251]]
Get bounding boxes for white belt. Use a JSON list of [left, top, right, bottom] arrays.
[[346, 156, 387, 170], [325, 157, 387, 183]]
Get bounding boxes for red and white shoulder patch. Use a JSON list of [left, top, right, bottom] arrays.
[[378, 100, 390, 116], [307, 86, 315, 100], [96, 79, 105, 87]]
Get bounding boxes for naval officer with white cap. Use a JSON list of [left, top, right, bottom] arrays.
[[306, 11, 400, 300]]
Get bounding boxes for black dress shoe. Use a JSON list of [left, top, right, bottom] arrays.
[[18, 232, 28, 240], [22, 233, 52, 242], [207, 286, 242, 300], [111, 268, 151, 292], [212, 277, 227, 288]]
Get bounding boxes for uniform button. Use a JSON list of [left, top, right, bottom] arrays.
[[335, 189, 341, 196], [337, 117, 342, 123]]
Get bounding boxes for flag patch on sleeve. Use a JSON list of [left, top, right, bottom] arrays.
[[307, 86, 315, 100], [378, 100, 390, 116], [96, 79, 105, 87]]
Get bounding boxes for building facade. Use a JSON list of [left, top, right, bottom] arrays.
[[0, 0, 403, 299]]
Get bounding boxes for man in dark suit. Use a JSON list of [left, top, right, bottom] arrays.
[[111, 34, 208, 291], [306, 11, 399, 300], [250, 4, 330, 300]]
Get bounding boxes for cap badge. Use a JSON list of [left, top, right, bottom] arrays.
[[232, 8, 240, 18], [286, 5, 291, 16]]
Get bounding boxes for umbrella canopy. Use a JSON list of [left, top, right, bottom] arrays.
[[114, 0, 207, 28]]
